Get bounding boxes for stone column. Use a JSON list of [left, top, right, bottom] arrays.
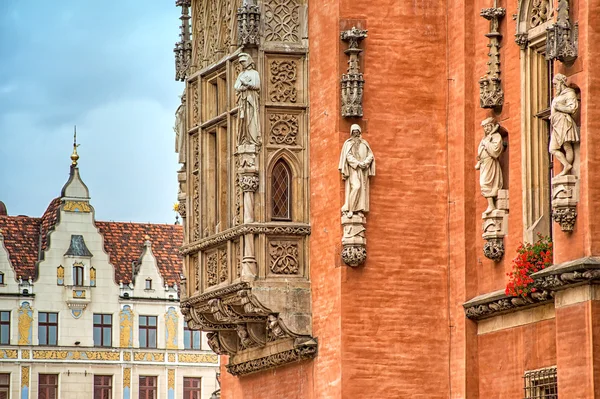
[[238, 144, 259, 280]]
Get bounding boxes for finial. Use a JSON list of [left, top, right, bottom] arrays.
[[144, 234, 150, 241], [71, 125, 80, 166]]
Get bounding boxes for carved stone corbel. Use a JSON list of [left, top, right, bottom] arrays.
[[514, 32, 528, 49], [237, 0, 260, 47], [174, 0, 192, 82], [551, 175, 578, 232], [340, 27, 367, 118], [546, 0, 578, 63], [479, 6, 505, 108]]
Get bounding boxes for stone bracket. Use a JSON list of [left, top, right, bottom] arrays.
[[481, 190, 509, 262], [341, 214, 367, 267], [340, 27, 367, 118], [551, 175, 578, 232], [181, 283, 317, 376], [479, 7, 505, 109]]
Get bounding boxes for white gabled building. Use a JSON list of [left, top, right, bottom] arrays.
[[0, 150, 219, 399]]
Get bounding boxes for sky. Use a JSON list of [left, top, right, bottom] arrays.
[[0, 1, 183, 224]]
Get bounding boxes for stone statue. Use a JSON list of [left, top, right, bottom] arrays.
[[550, 73, 579, 176], [174, 94, 186, 165], [475, 117, 504, 214], [339, 124, 375, 217], [234, 53, 261, 146]]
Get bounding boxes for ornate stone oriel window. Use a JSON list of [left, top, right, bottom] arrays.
[[523, 366, 558, 398], [178, 0, 316, 377], [516, 0, 555, 242], [271, 159, 292, 220]]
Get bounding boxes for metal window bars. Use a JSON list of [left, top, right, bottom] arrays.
[[524, 366, 558, 399]]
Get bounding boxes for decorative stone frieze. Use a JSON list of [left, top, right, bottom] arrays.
[[180, 223, 311, 255], [269, 60, 298, 103], [269, 113, 299, 145], [533, 257, 600, 290], [174, 0, 192, 82], [237, 0, 260, 47], [226, 340, 317, 376], [463, 289, 553, 320], [339, 125, 375, 267], [479, 7, 505, 108], [340, 27, 367, 118], [546, 0, 578, 64]]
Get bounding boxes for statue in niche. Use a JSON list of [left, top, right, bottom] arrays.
[[234, 53, 261, 146], [550, 73, 579, 176], [475, 117, 504, 215], [339, 124, 376, 217]]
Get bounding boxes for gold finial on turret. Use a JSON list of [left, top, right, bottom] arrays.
[[71, 126, 80, 166]]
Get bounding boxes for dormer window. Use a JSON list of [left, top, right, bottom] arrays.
[[73, 265, 84, 286], [145, 279, 152, 290], [0, 272, 4, 285]]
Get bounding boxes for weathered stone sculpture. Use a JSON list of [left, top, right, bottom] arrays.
[[174, 0, 192, 82], [340, 27, 367, 118], [550, 74, 580, 232], [235, 53, 261, 146], [479, 5, 505, 108], [476, 117, 508, 261], [550, 73, 578, 177], [339, 124, 375, 266], [476, 117, 504, 214], [237, 0, 260, 47], [546, 0, 578, 64]]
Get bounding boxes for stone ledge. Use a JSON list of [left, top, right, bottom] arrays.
[[180, 223, 311, 255], [533, 257, 600, 291], [463, 289, 553, 320], [464, 257, 600, 320]]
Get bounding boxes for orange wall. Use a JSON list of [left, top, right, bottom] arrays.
[[478, 319, 556, 398]]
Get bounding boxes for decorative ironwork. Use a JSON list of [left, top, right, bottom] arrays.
[[523, 367, 557, 399], [174, 0, 192, 81], [479, 6, 505, 108], [340, 27, 367, 118], [271, 160, 291, 220]]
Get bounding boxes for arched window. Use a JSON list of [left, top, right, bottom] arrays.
[[73, 265, 84, 286], [271, 159, 292, 221]]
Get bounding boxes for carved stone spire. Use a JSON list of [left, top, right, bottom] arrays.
[[237, 0, 260, 47], [340, 27, 367, 118], [479, 5, 505, 109], [546, 0, 578, 64], [174, 0, 192, 81]]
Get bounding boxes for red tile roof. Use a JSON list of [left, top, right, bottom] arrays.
[[96, 221, 183, 286], [0, 200, 183, 286]]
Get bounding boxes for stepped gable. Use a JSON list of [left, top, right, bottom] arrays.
[[96, 221, 183, 286], [0, 215, 41, 280]]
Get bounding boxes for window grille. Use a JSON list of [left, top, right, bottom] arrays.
[[271, 160, 291, 220], [524, 366, 557, 399]]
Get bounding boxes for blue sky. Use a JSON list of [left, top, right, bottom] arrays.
[[0, 1, 183, 223]]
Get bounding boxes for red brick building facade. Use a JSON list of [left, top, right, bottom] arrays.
[[174, 0, 599, 397]]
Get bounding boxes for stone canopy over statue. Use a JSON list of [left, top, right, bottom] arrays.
[[339, 124, 376, 217], [550, 73, 579, 176], [235, 52, 261, 146], [475, 117, 504, 214]]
